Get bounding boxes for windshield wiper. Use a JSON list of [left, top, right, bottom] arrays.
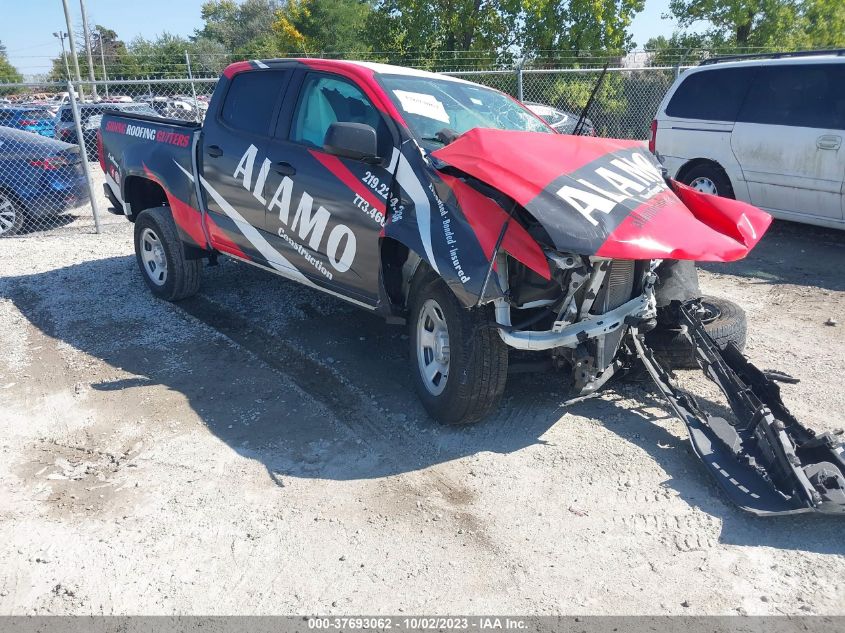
[[421, 136, 446, 145]]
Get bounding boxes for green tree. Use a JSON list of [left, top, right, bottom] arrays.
[[519, 0, 645, 63], [667, 0, 797, 49], [272, 0, 373, 56], [196, 0, 283, 57], [794, 0, 845, 47], [0, 40, 24, 85], [363, 0, 517, 68]]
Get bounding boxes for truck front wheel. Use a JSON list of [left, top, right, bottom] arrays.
[[134, 207, 202, 301], [409, 275, 508, 425]]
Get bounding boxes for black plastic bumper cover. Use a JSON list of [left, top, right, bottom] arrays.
[[632, 301, 845, 516]]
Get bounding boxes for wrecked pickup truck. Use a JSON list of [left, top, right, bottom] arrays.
[[98, 59, 845, 515]]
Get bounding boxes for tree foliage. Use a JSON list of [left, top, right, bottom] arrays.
[[665, 0, 845, 50], [0, 40, 24, 85]]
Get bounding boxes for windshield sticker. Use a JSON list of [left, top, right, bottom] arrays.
[[393, 90, 450, 124]]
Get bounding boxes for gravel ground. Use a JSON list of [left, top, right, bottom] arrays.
[[0, 213, 843, 616]]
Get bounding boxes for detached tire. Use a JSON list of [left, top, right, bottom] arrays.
[[646, 296, 746, 369], [409, 275, 508, 425], [134, 207, 202, 301]]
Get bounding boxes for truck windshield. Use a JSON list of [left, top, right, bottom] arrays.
[[379, 74, 553, 151]]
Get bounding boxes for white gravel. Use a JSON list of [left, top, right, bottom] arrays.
[[0, 217, 843, 616]]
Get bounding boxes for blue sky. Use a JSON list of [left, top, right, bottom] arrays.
[[4, 0, 679, 79]]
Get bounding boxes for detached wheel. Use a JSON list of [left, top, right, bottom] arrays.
[[0, 192, 24, 237], [134, 207, 202, 301], [646, 296, 746, 369], [409, 275, 508, 425], [681, 163, 735, 199]]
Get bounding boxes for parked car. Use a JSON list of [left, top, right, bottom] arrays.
[[54, 102, 158, 159], [0, 127, 89, 236], [524, 101, 596, 135], [0, 106, 56, 137], [136, 96, 205, 122], [651, 50, 845, 230]]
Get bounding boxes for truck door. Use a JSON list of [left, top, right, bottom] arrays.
[[261, 71, 399, 305], [731, 63, 845, 223], [200, 69, 291, 260]]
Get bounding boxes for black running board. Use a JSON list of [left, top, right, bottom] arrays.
[[631, 301, 845, 516]]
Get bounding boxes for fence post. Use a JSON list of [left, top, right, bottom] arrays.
[[516, 58, 524, 101], [185, 50, 201, 122], [67, 81, 102, 234]]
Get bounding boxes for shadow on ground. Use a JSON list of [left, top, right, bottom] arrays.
[[700, 219, 845, 292], [3, 237, 843, 554]]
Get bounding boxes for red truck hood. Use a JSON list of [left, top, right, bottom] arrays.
[[432, 128, 771, 261]]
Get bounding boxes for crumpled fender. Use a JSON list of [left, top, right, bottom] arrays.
[[383, 142, 548, 307], [432, 128, 772, 262]]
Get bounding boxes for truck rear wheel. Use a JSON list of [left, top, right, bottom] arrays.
[[134, 207, 202, 301], [409, 275, 508, 425]]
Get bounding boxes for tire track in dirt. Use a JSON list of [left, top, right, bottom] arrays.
[[177, 293, 507, 554]]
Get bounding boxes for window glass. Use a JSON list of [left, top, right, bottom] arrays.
[[666, 68, 755, 121], [291, 74, 393, 157], [380, 74, 552, 152], [221, 70, 288, 135], [23, 110, 52, 120], [60, 108, 74, 122], [737, 64, 845, 129]]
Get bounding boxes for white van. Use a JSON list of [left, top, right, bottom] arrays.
[[651, 52, 845, 230]]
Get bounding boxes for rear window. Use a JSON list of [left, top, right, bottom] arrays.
[[666, 68, 755, 121], [737, 64, 845, 129], [220, 70, 289, 136], [22, 110, 52, 120]]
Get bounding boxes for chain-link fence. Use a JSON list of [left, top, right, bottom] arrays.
[[0, 63, 688, 237]]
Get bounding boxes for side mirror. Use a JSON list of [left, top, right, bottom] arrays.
[[323, 122, 379, 163]]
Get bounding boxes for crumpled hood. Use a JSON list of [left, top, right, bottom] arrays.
[[431, 128, 771, 261]]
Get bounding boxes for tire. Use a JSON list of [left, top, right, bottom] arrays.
[[0, 191, 24, 237], [134, 207, 202, 301], [681, 163, 735, 199], [409, 275, 508, 425], [646, 296, 746, 369]]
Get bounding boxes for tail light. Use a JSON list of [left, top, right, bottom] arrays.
[[19, 119, 38, 126], [96, 128, 106, 172], [58, 127, 71, 140], [28, 155, 72, 170], [648, 120, 657, 154]]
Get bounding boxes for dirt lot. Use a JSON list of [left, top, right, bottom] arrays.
[[1, 215, 844, 616]]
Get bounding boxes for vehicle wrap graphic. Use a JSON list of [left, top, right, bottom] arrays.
[[432, 128, 771, 261], [103, 58, 773, 315]]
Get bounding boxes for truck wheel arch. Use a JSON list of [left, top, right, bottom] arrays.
[[379, 236, 425, 318], [123, 175, 168, 222]]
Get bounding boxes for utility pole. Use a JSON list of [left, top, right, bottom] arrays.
[[78, 0, 98, 99], [60, 0, 84, 101], [53, 31, 71, 81], [94, 30, 109, 98]]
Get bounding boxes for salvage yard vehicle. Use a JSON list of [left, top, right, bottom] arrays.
[[99, 59, 845, 515], [0, 127, 89, 236], [651, 50, 845, 230]]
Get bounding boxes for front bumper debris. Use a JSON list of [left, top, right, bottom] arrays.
[[632, 300, 845, 516]]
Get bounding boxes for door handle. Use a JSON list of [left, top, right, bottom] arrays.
[[206, 145, 223, 158], [816, 135, 841, 150], [274, 161, 296, 176]]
